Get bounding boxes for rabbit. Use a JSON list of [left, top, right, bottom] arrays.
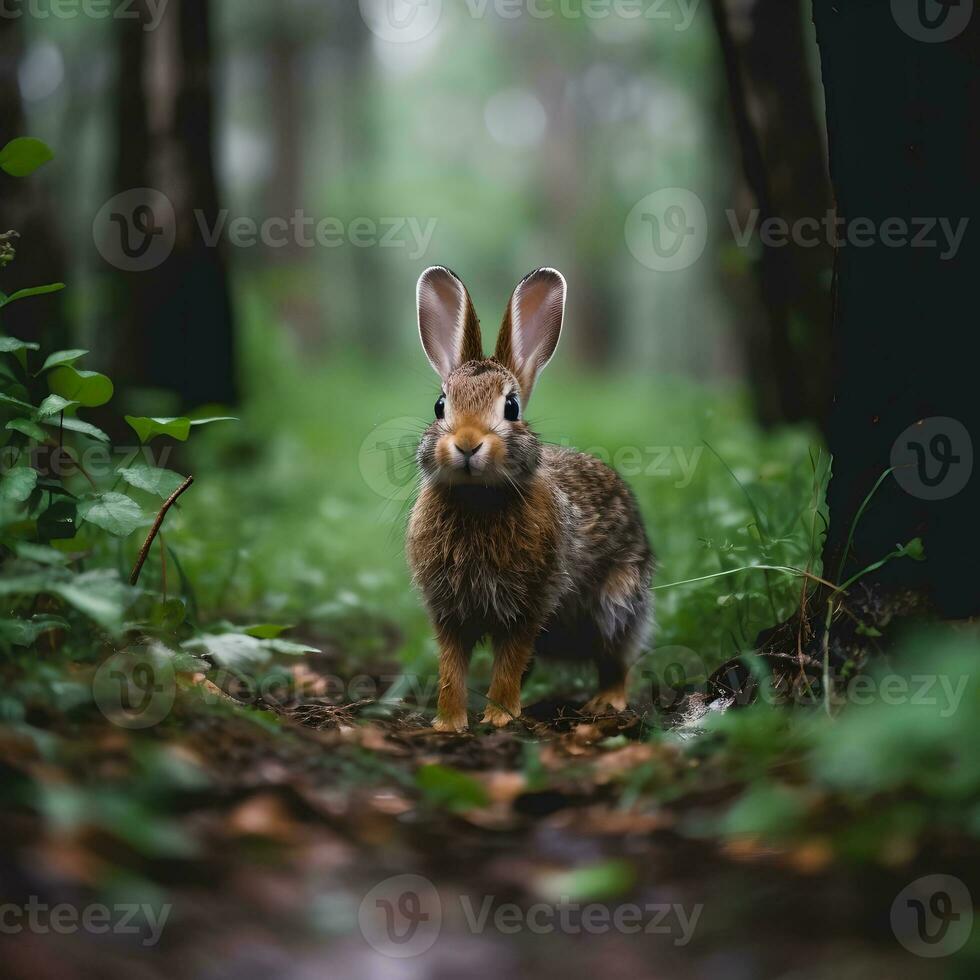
[[407, 266, 654, 732]]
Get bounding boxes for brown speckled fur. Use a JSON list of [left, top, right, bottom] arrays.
[[407, 267, 654, 731]]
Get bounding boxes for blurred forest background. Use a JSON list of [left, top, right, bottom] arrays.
[[4, 0, 833, 412], [1, 0, 837, 662]]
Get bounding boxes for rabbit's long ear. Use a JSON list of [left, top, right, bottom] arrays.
[[417, 266, 483, 380], [494, 268, 566, 402]]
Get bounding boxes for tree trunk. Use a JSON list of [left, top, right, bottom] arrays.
[[0, 10, 70, 350], [710, 0, 833, 428], [110, 0, 236, 409], [812, 0, 980, 617]]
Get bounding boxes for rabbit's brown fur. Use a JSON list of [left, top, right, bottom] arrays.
[[407, 267, 653, 731]]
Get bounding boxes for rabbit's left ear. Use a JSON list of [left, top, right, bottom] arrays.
[[417, 266, 483, 381], [495, 268, 566, 402]]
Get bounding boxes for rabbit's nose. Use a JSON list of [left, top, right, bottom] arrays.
[[455, 441, 484, 460]]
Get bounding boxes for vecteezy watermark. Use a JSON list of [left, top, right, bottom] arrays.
[[93, 646, 176, 730], [358, 422, 707, 502], [462, 0, 700, 30], [1, 443, 175, 482], [358, 0, 700, 41], [0, 897, 171, 947], [625, 189, 971, 272], [559, 440, 704, 489], [728, 210, 970, 262], [628, 645, 972, 716], [195, 212, 437, 260], [0, 0, 169, 30], [625, 188, 708, 273], [359, 417, 422, 502], [891, 0, 974, 43], [891, 417, 973, 501], [94, 188, 176, 273], [891, 875, 973, 957], [94, 188, 438, 272], [358, 874, 703, 957], [358, 0, 444, 43]]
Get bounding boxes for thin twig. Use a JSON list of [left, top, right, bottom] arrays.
[[130, 476, 193, 586]]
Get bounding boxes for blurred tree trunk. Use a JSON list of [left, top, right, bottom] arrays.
[[111, 0, 236, 409], [110, 0, 153, 384], [0, 10, 69, 350], [337, 0, 386, 354], [813, 0, 979, 616], [265, 32, 303, 259], [710, 0, 833, 429], [170, 0, 236, 405]]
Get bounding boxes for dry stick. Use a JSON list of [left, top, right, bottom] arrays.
[[130, 476, 194, 586], [159, 529, 168, 600]]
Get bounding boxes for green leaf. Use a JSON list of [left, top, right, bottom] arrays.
[[243, 623, 295, 639], [0, 137, 54, 177], [45, 415, 110, 443], [78, 492, 145, 536], [14, 541, 69, 564], [416, 764, 489, 813], [118, 463, 185, 499], [535, 860, 637, 903], [184, 632, 271, 670], [264, 638, 320, 655], [0, 392, 37, 413], [36, 394, 76, 418], [0, 467, 37, 502], [0, 335, 40, 353], [898, 537, 926, 562], [123, 415, 236, 443], [191, 415, 237, 429], [0, 283, 65, 306], [38, 349, 88, 374], [6, 418, 47, 441], [48, 365, 113, 408], [50, 570, 132, 633], [125, 416, 191, 443], [0, 615, 68, 647]]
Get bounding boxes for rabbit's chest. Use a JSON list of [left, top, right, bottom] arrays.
[[407, 486, 568, 624]]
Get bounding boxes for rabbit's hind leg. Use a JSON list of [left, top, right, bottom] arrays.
[[583, 564, 652, 714]]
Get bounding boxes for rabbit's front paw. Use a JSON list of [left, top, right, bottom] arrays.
[[481, 703, 519, 728], [433, 712, 468, 733]]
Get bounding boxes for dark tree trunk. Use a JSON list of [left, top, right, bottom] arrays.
[[812, 0, 980, 617], [0, 9, 70, 350], [110, 0, 236, 409], [168, 0, 236, 406], [710, 0, 833, 428], [110, 0, 153, 385]]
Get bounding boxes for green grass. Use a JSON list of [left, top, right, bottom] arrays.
[[169, 297, 828, 691]]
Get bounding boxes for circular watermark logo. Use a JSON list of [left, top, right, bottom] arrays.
[[891, 874, 973, 957], [358, 874, 442, 957], [892, 0, 974, 42], [358, 0, 443, 43], [93, 188, 176, 272], [93, 648, 176, 729], [625, 188, 708, 272], [358, 417, 421, 501], [890, 416, 973, 501]]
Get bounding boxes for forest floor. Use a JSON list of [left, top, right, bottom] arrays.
[[2, 628, 976, 980]]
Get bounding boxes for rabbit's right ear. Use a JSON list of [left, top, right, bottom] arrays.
[[416, 267, 483, 381]]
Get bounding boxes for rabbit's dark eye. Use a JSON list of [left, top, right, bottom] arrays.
[[434, 394, 446, 420], [504, 394, 520, 422]]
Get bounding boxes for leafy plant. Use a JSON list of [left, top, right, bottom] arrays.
[[0, 138, 236, 678]]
